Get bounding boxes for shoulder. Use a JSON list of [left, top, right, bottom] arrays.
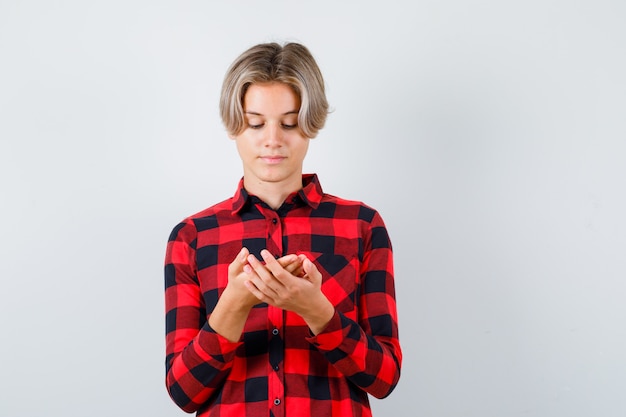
[[168, 197, 235, 241], [321, 193, 392, 248], [186, 197, 234, 222], [320, 193, 384, 224]]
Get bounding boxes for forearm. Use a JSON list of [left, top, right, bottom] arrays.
[[166, 322, 240, 412], [307, 310, 402, 398], [165, 234, 244, 411], [208, 287, 254, 342], [299, 292, 336, 335], [165, 290, 254, 411], [309, 218, 402, 398]]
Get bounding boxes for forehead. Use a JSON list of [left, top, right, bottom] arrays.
[[243, 82, 300, 114]]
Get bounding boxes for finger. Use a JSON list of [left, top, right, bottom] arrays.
[[228, 247, 249, 274], [284, 259, 304, 277], [276, 254, 298, 267], [242, 262, 277, 297], [285, 262, 304, 277], [279, 255, 304, 275], [291, 265, 305, 277], [289, 254, 307, 277], [244, 280, 272, 303], [245, 273, 280, 301], [260, 250, 290, 284], [244, 255, 267, 281], [302, 258, 322, 283], [246, 253, 271, 277], [247, 253, 282, 293]]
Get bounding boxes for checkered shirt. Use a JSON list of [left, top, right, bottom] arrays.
[[165, 174, 402, 417]]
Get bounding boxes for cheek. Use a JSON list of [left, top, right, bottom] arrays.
[[235, 138, 254, 160], [299, 139, 310, 156]]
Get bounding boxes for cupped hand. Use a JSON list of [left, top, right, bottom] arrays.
[[244, 250, 334, 333]]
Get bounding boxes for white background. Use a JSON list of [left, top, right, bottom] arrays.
[[1, 1, 625, 416]]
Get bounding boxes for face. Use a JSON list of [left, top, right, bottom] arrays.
[[233, 82, 309, 195]]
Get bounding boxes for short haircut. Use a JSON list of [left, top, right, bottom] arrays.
[[219, 42, 329, 138]]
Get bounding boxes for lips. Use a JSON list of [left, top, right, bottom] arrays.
[[260, 155, 286, 164]]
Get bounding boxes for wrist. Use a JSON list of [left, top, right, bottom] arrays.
[[302, 296, 335, 335], [209, 287, 254, 343], [220, 286, 256, 313]]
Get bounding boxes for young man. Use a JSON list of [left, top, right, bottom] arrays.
[[164, 42, 402, 417]]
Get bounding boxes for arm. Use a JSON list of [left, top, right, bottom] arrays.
[[242, 211, 402, 399], [208, 247, 260, 342], [165, 222, 305, 412], [164, 221, 242, 413], [306, 212, 402, 399]]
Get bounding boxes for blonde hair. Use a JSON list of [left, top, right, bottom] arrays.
[[219, 42, 329, 138]]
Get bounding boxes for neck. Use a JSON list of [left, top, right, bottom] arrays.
[[243, 177, 302, 210]]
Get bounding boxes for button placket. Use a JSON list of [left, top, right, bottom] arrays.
[[264, 209, 285, 415], [266, 213, 282, 258], [267, 308, 285, 415]]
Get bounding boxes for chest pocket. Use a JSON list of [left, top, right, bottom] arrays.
[[303, 251, 360, 318]]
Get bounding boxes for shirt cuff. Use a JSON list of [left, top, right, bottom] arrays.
[[305, 309, 345, 352], [196, 321, 241, 362]]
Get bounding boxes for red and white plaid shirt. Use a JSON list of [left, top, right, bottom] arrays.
[[165, 174, 402, 417]]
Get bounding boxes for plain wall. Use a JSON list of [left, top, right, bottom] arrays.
[[1, 1, 625, 416]]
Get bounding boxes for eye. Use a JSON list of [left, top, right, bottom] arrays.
[[248, 123, 264, 129], [282, 123, 298, 130]]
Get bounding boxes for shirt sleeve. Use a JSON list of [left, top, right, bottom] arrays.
[[164, 220, 240, 413], [306, 210, 402, 399]]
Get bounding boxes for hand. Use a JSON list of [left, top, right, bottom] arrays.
[[244, 250, 334, 334], [208, 247, 261, 342], [225, 248, 302, 309], [222, 247, 260, 310], [275, 253, 305, 278]]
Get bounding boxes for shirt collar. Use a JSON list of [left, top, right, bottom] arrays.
[[231, 173, 323, 214]]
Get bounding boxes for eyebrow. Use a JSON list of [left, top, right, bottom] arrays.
[[245, 110, 299, 116]]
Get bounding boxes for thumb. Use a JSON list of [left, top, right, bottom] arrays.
[[237, 247, 250, 264], [303, 258, 321, 282], [229, 247, 249, 273]]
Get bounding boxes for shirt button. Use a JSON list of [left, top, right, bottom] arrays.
[[272, 218, 278, 224], [274, 254, 279, 259], [273, 364, 279, 371], [274, 398, 281, 406], [272, 328, 279, 336]]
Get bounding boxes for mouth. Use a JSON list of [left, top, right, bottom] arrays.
[[260, 156, 286, 164]]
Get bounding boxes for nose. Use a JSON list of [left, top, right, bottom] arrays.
[[263, 122, 283, 147]]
